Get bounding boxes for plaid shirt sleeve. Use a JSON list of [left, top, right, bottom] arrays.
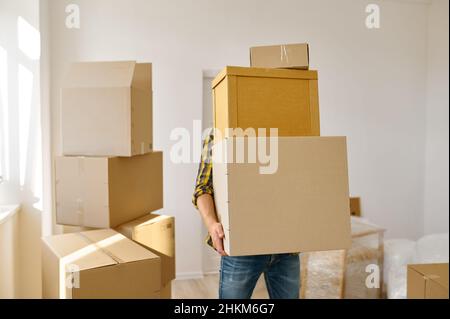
[[192, 132, 214, 209]]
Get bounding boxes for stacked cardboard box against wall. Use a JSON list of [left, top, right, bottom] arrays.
[[42, 61, 175, 299], [116, 214, 175, 297], [212, 44, 352, 256]]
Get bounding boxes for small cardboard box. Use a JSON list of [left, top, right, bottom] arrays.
[[212, 66, 320, 139], [55, 152, 163, 228], [350, 197, 361, 216], [61, 61, 153, 157], [407, 263, 449, 299], [116, 214, 175, 286], [213, 136, 351, 256], [42, 229, 161, 299], [250, 43, 310, 69]]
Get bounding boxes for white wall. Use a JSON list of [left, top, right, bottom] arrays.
[[0, 211, 19, 298], [47, 0, 432, 277], [0, 0, 43, 297], [423, 0, 449, 235]]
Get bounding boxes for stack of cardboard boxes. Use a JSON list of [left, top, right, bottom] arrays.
[[212, 44, 352, 256], [41, 61, 175, 299]]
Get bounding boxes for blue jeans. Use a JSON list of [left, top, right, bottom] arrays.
[[219, 254, 300, 299]]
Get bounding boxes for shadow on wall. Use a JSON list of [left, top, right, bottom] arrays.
[[0, 14, 43, 298]]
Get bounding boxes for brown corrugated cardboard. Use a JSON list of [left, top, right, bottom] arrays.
[[42, 229, 161, 299], [160, 282, 172, 299], [212, 66, 320, 139], [350, 197, 361, 216], [213, 137, 351, 256], [116, 214, 175, 285], [250, 43, 310, 69], [61, 61, 153, 157], [407, 263, 449, 299], [55, 152, 163, 228]]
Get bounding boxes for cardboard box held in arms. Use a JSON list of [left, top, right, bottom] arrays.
[[212, 66, 320, 139], [55, 152, 163, 228], [212, 136, 352, 256], [116, 214, 175, 287], [42, 229, 161, 299], [407, 263, 449, 299], [250, 43, 310, 70], [61, 61, 153, 157]]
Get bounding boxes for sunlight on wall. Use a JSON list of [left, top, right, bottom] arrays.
[[18, 64, 33, 188], [0, 46, 9, 181], [18, 16, 43, 209], [16, 14, 44, 210], [17, 16, 41, 61]]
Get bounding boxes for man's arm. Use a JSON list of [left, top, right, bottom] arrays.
[[192, 132, 227, 256], [197, 194, 227, 256]]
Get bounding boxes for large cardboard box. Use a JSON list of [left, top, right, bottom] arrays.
[[61, 61, 153, 157], [213, 137, 351, 256], [55, 152, 163, 228], [250, 43, 310, 70], [42, 229, 161, 299], [407, 263, 449, 299], [116, 214, 175, 286], [212, 66, 320, 139]]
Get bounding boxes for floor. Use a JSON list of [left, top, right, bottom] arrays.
[[172, 274, 270, 299]]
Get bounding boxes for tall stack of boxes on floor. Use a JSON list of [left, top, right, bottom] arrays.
[[41, 61, 175, 299], [212, 44, 352, 256]]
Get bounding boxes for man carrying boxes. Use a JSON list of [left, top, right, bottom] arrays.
[[42, 61, 175, 299], [193, 44, 351, 299]]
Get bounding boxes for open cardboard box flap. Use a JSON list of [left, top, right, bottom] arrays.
[[42, 229, 159, 272], [63, 60, 151, 90]]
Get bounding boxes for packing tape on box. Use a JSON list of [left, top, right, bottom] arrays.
[[280, 45, 289, 62], [77, 232, 124, 264]]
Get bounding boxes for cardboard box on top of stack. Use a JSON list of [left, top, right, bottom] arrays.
[[61, 61, 153, 157], [250, 43, 310, 70], [42, 229, 162, 299], [116, 213, 176, 298], [211, 43, 352, 256]]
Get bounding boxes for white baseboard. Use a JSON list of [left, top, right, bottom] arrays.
[[175, 270, 220, 281], [175, 272, 204, 281]]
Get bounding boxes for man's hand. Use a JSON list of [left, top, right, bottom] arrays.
[[208, 222, 228, 256], [197, 194, 228, 257]]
